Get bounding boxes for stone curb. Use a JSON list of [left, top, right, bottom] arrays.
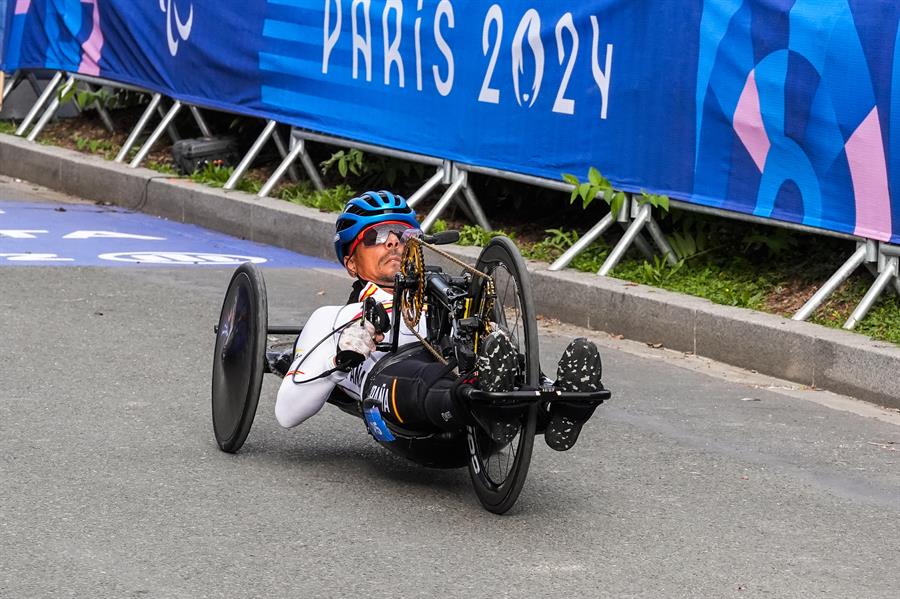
[[2, 133, 898, 409]]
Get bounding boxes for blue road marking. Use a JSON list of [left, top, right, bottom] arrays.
[[0, 201, 341, 268]]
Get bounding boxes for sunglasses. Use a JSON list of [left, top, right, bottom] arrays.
[[348, 221, 420, 256]]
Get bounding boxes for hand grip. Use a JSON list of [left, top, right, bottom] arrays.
[[364, 296, 391, 334], [335, 298, 391, 371], [335, 349, 365, 371], [422, 230, 460, 245]]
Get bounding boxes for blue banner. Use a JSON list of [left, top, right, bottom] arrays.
[[0, 0, 7, 63], [3, 1, 900, 243]]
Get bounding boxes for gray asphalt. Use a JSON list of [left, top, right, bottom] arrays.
[[2, 185, 899, 598]]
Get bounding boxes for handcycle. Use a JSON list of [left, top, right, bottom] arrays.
[[211, 233, 610, 514]]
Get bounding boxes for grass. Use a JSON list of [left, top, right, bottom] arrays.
[[0, 120, 16, 134], [808, 277, 900, 344], [278, 182, 354, 212], [74, 135, 117, 159], [146, 160, 178, 175]]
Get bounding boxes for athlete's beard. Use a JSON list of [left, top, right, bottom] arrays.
[[375, 248, 403, 289]]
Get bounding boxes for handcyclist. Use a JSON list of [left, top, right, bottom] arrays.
[[273, 190, 604, 451]]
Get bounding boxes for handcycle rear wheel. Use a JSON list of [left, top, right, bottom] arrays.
[[467, 236, 540, 514], [211, 262, 268, 453]]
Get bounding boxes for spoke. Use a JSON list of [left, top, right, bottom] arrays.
[[500, 268, 513, 328]]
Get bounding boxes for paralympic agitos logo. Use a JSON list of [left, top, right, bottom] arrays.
[[160, 0, 194, 57]]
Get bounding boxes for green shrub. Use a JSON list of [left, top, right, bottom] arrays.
[[457, 225, 514, 247], [280, 183, 354, 212]]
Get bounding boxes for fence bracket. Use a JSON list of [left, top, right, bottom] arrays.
[[411, 162, 491, 232], [258, 136, 323, 198], [225, 120, 298, 191], [130, 100, 182, 168], [15, 71, 64, 137], [596, 198, 676, 276], [843, 244, 900, 330], [115, 93, 162, 163]]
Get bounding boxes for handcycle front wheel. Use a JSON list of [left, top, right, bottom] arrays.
[[466, 236, 540, 514], [211, 262, 268, 453]]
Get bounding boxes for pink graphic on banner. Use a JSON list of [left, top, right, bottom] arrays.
[[733, 70, 770, 173], [846, 107, 892, 241], [79, 0, 103, 76], [14, 0, 31, 14]]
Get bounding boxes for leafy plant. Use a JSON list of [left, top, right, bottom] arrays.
[[190, 162, 233, 187], [74, 135, 116, 157], [457, 225, 514, 247], [666, 230, 709, 260], [59, 85, 147, 112], [562, 167, 670, 216], [321, 148, 366, 178], [183, 161, 261, 192], [146, 160, 178, 175], [367, 155, 427, 187], [567, 243, 609, 272], [280, 184, 354, 212], [639, 191, 670, 212], [430, 219, 448, 233], [741, 227, 799, 257], [639, 255, 685, 286], [525, 228, 582, 262], [320, 148, 426, 187]]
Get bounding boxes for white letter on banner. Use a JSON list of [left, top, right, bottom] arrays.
[[0, 230, 48, 238], [478, 4, 503, 104], [415, 0, 424, 90], [62, 231, 165, 240], [323, 0, 342, 75], [590, 16, 613, 120], [383, 0, 405, 87], [433, 0, 455, 96], [511, 9, 544, 108], [553, 13, 578, 115], [352, 0, 372, 82]]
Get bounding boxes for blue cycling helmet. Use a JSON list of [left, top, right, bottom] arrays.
[[334, 190, 419, 263]]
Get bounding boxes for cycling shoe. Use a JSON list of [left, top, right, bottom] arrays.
[[545, 338, 603, 451]]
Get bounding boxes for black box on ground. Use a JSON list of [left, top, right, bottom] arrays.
[[171, 136, 240, 174]]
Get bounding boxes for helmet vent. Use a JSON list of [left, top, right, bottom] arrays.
[[361, 192, 384, 208]]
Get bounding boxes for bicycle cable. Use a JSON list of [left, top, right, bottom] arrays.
[[287, 317, 362, 385]]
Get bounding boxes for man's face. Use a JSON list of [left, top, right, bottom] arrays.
[[343, 224, 408, 289]]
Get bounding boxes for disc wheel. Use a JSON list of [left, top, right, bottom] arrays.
[[466, 236, 540, 514], [211, 262, 268, 453]]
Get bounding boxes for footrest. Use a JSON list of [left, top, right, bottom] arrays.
[[459, 386, 611, 408]]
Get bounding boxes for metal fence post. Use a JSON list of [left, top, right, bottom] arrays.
[[599, 202, 651, 276], [225, 120, 277, 190], [420, 171, 467, 232], [844, 253, 898, 330], [15, 71, 64, 136], [258, 138, 307, 197], [130, 100, 182, 168], [549, 212, 615, 271], [189, 105, 212, 137], [26, 75, 76, 142], [272, 127, 300, 183], [793, 242, 869, 322], [407, 166, 446, 208], [115, 93, 163, 163]]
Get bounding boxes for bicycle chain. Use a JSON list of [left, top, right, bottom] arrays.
[[399, 236, 495, 365]]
